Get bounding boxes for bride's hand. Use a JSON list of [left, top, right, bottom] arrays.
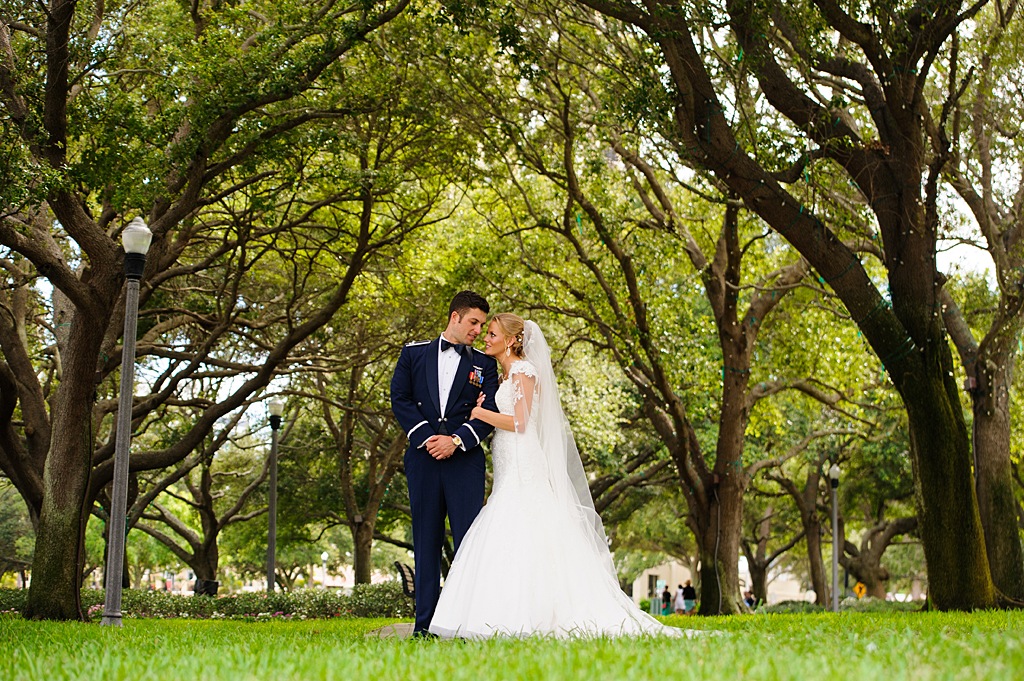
[[471, 393, 486, 420]]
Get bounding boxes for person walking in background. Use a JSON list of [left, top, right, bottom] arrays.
[[673, 584, 686, 615], [661, 586, 672, 616], [682, 580, 697, 615]]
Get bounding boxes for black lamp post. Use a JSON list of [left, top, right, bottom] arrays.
[[829, 463, 841, 613], [101, 218, 152, 627], [266, 398, 284, 593]]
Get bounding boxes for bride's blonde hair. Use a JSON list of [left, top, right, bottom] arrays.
[[491, 313, 526, 358]]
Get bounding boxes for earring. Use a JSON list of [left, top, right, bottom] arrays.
[[505, 346, 511, 357]]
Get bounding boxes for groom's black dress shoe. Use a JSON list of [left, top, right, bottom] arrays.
[[409, 630, 439, 640]]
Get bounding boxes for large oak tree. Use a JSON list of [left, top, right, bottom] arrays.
[[0, 0, 416, 619], [572, 0, 1006, 609]]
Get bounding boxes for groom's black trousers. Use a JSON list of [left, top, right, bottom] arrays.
[[405, 446, 485, 633]]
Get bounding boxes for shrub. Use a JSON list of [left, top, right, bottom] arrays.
[[80, 589, 105, 610], [345, 581, 415, 618], [212, 591, 297, 618], [839, 596, 922, 613], [284, 588, 351, 619], [762, 600, 826, 614], [0, 587, 27, 615]]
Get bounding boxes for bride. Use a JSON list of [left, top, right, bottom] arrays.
[[428, 314, 696, 639]]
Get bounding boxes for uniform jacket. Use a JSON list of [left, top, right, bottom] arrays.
[[390, 338, 500, 452]]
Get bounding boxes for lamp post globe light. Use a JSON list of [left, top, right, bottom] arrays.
[[321, 551, 330, 589], [829, 463, 841, 613], [101, 218, 153, 627], [267, 398, 284, 593]]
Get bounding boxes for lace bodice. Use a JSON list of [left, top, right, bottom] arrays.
[[491, 360, 546, 490], [494, 360, 538, 417]]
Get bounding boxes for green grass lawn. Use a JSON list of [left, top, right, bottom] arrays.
[[3, 611, 1022, 681]]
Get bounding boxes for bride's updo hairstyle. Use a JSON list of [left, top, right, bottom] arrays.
[[491, 313, 526, 358]]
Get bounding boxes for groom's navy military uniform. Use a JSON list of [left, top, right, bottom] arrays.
[[391, 337, 499, 633]]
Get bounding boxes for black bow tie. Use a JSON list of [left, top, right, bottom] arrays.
[[441, 338, 467, 355]]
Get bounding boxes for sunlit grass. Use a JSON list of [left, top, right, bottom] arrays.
[[3, 611, 1022, 680]]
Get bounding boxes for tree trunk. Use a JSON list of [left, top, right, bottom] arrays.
[[28, 490, 87, 620], [697, 235, 754, 617], [192, 541, 219, 582], [839, 548, 888, 602], [129, 551, 147, 590], [353, 520, 374, 585], [805, 516, 829, 607], [971, 341, 1024, 600], [698, 476, 744, 615], [776, 471, 829, 606], [942, 290, 1024, 601], [24, 314, 107, 620], [902, 356, 996, 609], [841, 516, 917, 601], [748, 562, 768, 605], [847, 560, 889, 599]]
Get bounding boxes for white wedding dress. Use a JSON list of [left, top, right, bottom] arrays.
[[429, 347, 692, 639]]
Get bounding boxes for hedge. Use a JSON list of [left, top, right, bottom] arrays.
[[0, 581, 414, 621]]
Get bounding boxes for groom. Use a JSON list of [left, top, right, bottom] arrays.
[[390, 290, 500, 635]]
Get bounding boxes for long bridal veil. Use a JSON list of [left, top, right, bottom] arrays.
[[428, 318, 701, 639], [520, 320, 616, 579]]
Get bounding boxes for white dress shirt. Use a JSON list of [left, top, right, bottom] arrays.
[[437, 334, 462, 417]]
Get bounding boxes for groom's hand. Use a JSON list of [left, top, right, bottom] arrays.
[[425, 435, 457, 460]]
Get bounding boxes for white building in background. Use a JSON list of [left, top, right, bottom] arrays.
[[629, 556, 812, 606]]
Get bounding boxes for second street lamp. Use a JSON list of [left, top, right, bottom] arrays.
[[267, 398, 284, 593], [101, 217, 153, 627], [829, 463, 841, 613]]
